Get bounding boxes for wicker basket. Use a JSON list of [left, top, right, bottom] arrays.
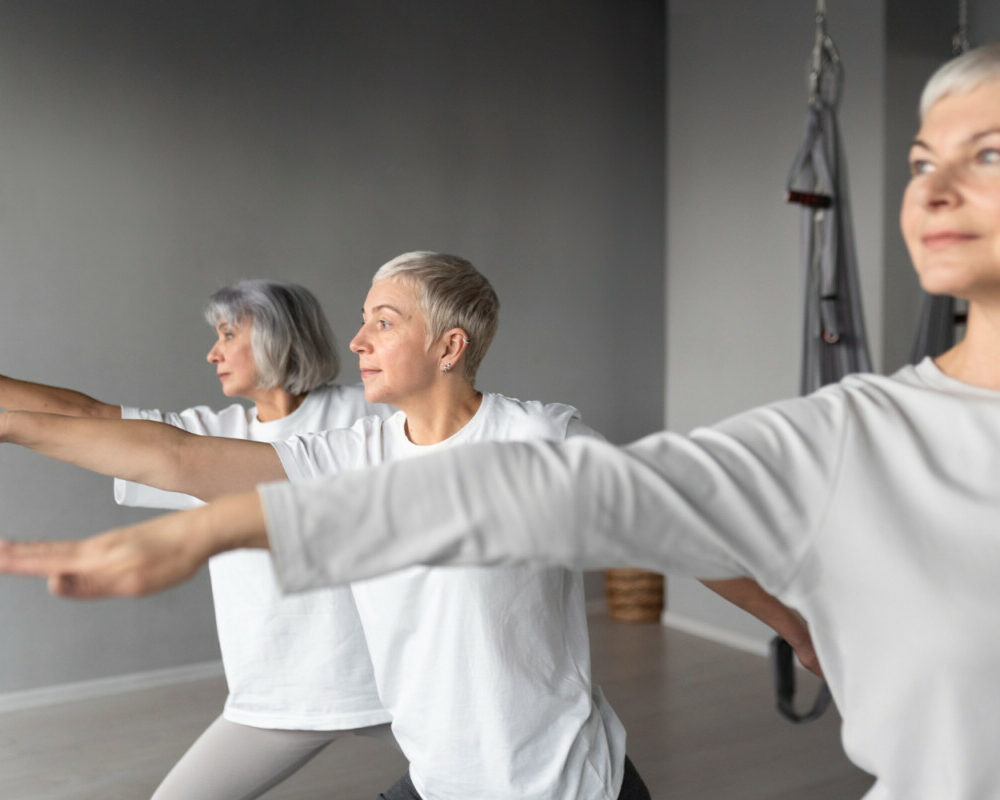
[[604, 568, 664, 622]]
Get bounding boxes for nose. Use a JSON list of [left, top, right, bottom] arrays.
[[207, 341, 222, 364], [349, 324, 370, 355], [923, 164, 962, 209]]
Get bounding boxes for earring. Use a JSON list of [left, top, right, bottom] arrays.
[[442, 362, 453, 373]]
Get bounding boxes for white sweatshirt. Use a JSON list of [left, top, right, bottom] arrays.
[[260, 360, 1000, 799]]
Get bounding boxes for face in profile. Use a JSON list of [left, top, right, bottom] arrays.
[[901, 78, 1000, 303], [206, 318, 260, 398]]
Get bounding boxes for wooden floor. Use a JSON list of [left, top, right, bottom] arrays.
[[0, 614, 874, 799]]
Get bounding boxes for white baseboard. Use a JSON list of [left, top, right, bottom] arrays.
[[1, 614, 770, 715], [0, 660, 224, 714], [589, 598, 770, 659], [660, 610, 769, 658]]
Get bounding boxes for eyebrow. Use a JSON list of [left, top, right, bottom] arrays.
[[362, 303, 404, 317], [911, 127, 1000, 151]]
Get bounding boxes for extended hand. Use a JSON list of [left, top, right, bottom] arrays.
[[0, 512, 215, 599]]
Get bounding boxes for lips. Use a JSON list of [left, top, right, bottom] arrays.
[[922, 231, 978, 249]]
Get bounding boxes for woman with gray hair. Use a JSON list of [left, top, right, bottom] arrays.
[[0, 279, 395, 799]]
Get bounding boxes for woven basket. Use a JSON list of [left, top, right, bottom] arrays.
[[604, 568, 664, 622]]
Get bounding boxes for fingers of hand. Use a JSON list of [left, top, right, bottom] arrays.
[[0, 539, 84, 577]]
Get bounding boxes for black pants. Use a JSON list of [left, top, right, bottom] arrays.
[[378, 754, 652, 799]]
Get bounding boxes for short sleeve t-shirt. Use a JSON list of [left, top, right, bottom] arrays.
[[271, 393, 626, 800], [116, 383, 392, 730]]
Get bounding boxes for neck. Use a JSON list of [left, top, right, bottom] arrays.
[[933, 302, 1000, 390], [401, 382, 483, 445], [252, 388, 307, 422]]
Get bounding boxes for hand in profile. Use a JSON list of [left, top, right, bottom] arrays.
[[0, 513, 212, 599]]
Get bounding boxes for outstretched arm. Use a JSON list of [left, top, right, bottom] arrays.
[[0, 401, 840, 602], [0, 490, 268, 598], [0, 410, 285, 500], [0, 374, 121, 418]]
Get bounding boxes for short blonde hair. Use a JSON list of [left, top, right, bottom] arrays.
[[920, 43, 1000, 119], [373, 252, 499, 382]]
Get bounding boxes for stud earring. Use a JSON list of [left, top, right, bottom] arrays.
[[442, 362, 453, 373]]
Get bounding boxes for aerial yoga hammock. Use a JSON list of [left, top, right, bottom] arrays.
[[776, 0, 872, 723], [909, 0, 971, 362]]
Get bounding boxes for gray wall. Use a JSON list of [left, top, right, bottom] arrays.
[[0, 1, 665, 692]]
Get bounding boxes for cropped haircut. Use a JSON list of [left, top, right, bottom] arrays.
[[921, 43, 1000, 119], [373, 251, 499, 382], [204, 280, 340, 395]]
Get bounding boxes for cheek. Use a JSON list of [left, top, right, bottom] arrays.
[[899, 192, 921, 254], [981, 192, 1000, 224]]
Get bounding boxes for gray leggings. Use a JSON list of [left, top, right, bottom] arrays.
[[378, 754, 652, 800], [151, 715, 397, 800]]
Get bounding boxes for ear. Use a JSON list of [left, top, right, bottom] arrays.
[[438, 328, 471, 370]]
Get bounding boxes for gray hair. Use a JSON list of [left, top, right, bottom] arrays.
[[921, 43, 1000, 119], [204, 280, 339, 395], [373, 251, 499, 382]]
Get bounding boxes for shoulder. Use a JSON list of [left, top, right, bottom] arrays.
[[699, 369, 914, 456], [274, 415, 387, 479], [482, 393, 583, 441]]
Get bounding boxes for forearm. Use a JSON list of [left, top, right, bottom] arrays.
[[0, 374, 120, 418], [700, 577, 806, 641], [0, 410, 284, 500], [701, 577, 822, 677]]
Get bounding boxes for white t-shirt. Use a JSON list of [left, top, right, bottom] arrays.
[[271, 393, 626, 800], [117, 382, 393, 730], [260, 361, 1000, 798]]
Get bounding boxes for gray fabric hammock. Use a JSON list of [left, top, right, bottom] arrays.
[[772, 11, 872, 724], [786, 33, 872, 395]]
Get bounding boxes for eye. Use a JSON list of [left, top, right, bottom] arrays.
[[377, 319, 390, 330], [224, 331, 235, 340], [909, 158, 934, 177], [976, 147, 1000, 165]]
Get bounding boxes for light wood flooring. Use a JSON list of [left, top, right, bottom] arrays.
[[0, 614, 874, 799]]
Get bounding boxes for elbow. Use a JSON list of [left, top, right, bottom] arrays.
[[86, 399, 121, 420], [155, 437, 208, 498]]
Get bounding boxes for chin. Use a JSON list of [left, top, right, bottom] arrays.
[[916, 266, 970, 298], [363, 385, 392, 406], [221, 383, 249, 399]]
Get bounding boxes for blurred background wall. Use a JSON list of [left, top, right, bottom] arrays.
[[0, 0, 665, 693]]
